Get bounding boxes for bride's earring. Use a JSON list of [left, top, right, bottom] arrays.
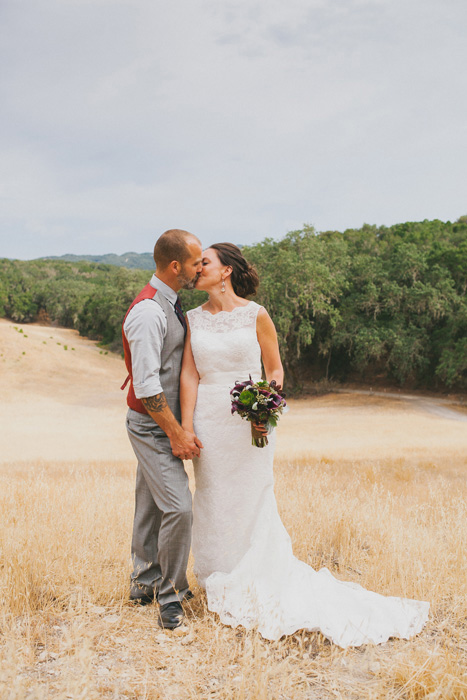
[[221, 278, 226, 293]]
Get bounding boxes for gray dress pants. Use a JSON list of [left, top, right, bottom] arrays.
[[126, 408, 192, 605]]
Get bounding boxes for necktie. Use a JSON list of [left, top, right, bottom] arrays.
[[174, 296, 187, 334]]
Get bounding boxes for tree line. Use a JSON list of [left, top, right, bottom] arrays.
[[1, 217, 466, 390]]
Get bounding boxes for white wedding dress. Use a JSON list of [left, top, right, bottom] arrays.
[[187, 302, 429, 647]]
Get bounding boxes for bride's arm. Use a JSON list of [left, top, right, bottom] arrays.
[[256, 307, 284, 388], [180, 323, 201, 435]]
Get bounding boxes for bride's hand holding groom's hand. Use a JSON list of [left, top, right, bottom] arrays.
[[140, 392, 203, 461], [177, 421, 203, 461], [169, 426, 203, 461]]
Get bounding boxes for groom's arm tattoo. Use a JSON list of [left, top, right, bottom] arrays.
[[141, 393, 168, 413]]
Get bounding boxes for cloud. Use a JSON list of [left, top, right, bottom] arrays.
[[0, 0, 466, 258]]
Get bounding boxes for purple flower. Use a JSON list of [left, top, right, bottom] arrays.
[[231, 379, 253, 395], [230, 377, 286, 436]]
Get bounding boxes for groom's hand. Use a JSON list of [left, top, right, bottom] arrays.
[[170, 428, 203, 461], [141, 392, 203, 460]]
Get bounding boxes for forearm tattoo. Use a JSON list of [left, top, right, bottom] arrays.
[[141, 393, 168, 413]]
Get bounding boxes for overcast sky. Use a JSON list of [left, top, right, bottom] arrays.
[[1, 0, 466, 259]]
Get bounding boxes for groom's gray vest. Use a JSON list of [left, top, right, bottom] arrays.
[[154, 291, 185, 421], [122, 285, 185, 420]]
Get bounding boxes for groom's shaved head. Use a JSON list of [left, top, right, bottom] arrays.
[[154, 229, 201, 270]]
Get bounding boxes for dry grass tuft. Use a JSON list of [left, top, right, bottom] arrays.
[[2, 448, 467, 699]]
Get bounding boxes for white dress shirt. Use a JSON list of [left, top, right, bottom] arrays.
[[123, 274, 178, 399]]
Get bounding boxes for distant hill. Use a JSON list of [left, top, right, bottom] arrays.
[[38, 252, 154, 270]]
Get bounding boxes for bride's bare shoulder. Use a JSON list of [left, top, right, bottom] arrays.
[[256, 305, 276, 331], [256, 304, 270, 318]]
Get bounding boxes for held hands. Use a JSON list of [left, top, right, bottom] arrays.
[[170, 427, 204, 461]]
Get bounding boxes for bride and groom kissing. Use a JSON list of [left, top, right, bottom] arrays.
[[122, 229, 429, 647]]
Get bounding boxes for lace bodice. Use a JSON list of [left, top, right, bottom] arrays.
[[187, 302, 262, 386]]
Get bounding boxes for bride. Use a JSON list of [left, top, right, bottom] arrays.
[[179, 242, 429, 647]]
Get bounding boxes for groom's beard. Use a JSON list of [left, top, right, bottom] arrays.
[[178, 271, 201, 290]]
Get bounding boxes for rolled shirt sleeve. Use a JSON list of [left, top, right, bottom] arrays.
[[123, 299, 167, 399]]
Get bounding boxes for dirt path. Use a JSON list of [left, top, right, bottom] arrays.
[[0, 318, 134, 463], [333, 388, 467, 422], [2, 318, 467, 465]]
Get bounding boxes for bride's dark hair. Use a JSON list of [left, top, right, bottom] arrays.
[[210, 243, 259, 298]]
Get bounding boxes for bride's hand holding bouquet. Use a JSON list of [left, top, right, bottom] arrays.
[[230, 377, 287, 447]]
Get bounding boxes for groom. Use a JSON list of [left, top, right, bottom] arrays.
[[122, 229, 203, 629]]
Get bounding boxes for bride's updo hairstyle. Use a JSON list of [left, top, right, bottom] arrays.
[[210, 243, 259, 298]]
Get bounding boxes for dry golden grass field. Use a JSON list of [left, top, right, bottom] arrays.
[[1, 318, 467, 700]]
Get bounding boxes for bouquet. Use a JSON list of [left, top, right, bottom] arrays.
[[230, 376, 287, 448]]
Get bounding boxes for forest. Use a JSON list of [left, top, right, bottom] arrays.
[[1, 217, 466, 391]]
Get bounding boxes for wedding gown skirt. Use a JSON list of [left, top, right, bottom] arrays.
[[187, 303, 429, 647]]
